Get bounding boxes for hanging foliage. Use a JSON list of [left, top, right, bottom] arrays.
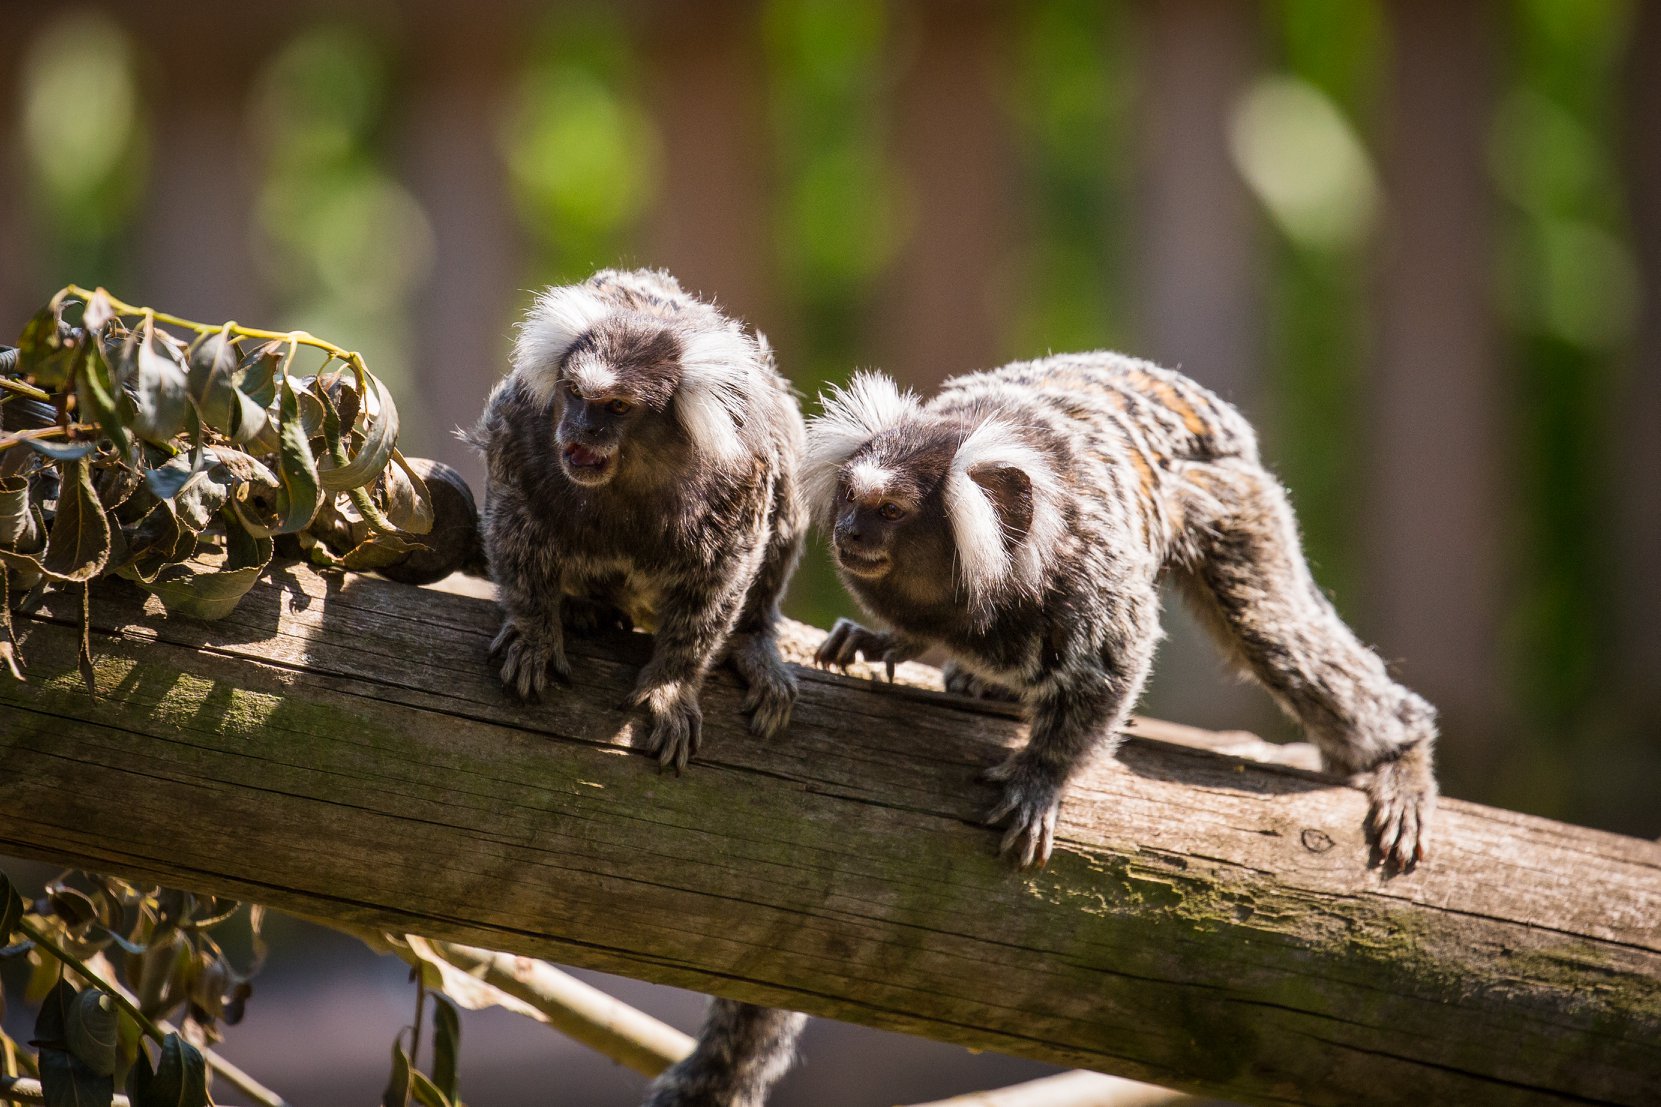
[[0, 285, 434, 688]]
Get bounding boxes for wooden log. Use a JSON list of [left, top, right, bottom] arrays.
[[0, 565, 1657, 1106]]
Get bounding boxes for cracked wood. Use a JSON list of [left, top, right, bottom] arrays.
[[0, 564, 1657, 1106]]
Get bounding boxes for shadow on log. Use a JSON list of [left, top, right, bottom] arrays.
[[0, 563, 1657, 1106]]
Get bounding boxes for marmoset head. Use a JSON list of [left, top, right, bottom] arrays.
[[512, 284, 757, 488], [804, 372, 1061, 611]]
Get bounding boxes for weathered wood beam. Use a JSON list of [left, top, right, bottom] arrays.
[[1, 566, 1657, 1106]]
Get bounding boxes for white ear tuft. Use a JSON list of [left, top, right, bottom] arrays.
[[513, 285, 614, 405], [802, 372, 921, 520], [943, 419, 1059, 611], [676, 328, 757, 461]]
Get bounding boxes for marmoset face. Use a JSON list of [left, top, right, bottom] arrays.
[[552, 325, 682, 488], [554, 377, 640, 486], [830, 447, 952, 584]]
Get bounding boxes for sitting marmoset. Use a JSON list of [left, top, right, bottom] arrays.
[[470, 267, 806, 767], [807, 352, 1438, 870]]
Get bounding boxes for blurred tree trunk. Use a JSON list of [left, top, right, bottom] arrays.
[[400, 11, 525, 493], [1368, 0, 1504, 785], [879, 0, 1021, 388], [1618, 0, 1661, 748], [641, 0, 779, 340], [127, 8, 271, 327], [1134, 0, 1263, 411], [0, 7, 39, 336], [1130, 0, 1275, 739]]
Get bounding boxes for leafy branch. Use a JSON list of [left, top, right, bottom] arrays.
[[1, 285, 435, 686]]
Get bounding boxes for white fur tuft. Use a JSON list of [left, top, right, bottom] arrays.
[[802, 372, 921, 520], [675, 328, 757, 461], [567, 359, 618, 396], [846, 460, 894, 498], [513, 286, 614, 404], [944, 419, 1061, 612]]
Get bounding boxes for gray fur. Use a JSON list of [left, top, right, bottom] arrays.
[[472, 267, 806, 768], [643, 1001, 808, 1107], [808, 352, 1439, 871]]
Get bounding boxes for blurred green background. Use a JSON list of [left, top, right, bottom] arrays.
[[2, 0, 1658, 1097], [3, 0, 1655, 837]]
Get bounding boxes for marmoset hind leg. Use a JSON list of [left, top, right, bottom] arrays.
[[642, 1000, 808, 1107], [1178, 457, 1437, 869]]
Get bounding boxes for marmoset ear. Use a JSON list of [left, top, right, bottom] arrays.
[[944, 419, 1057, 608], [802, 372, 921, 522], [968, 464, 1035, 545], [513, 285, 613, 405], [674, 328, 758, 463]]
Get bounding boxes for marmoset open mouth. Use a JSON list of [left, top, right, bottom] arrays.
[[561, 443, 615, 480]]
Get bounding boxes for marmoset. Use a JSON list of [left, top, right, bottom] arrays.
[[471, 267, 806, 766], [644, 353, 1440, 1106], [808, 353, 1438, 871]]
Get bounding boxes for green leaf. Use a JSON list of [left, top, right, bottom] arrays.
[[339, 530, 426, 572], [431, 993, 460, 1103], [24, 438, 98, 461], [120, 502, 194, 581], [66, 988, 119, 1076], [47, 459, 113, 581], [35, 979, 77, 1048], [0, 870, 24, 942], [409, 1069, 452, 1107], [38, 1047, 115, 1107], [128, 324, 190, 446], [130, 1033, 205, 1107], [130, 507, 272, 620], [82, 289, 115, 336], [0, 476, 43, 552], [0, 459, 112, 583], [76, 342, 133, 458], [382, 1040, 412, 1107], [316, 374, 400, 492], [16, 292, 77, 389], [387, 452, 436, 537], [231, 375, 322, 537], [143, 460, 196, 502], [235, 342, 281, 408], [187, 335, 268, 444]]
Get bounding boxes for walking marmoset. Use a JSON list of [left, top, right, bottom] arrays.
[[646, 352, 1440, 1107], [808, 352, 1438, 871], [471, 267, 806, 767]]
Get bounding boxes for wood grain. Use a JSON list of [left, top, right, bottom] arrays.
[[1, 565, 1656, 1105]]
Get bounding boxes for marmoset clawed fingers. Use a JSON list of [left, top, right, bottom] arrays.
[[982, 754, 1063, 870], [1365, 744, 1437, 873], [629, 681, 704, 774], [813, 617, 911, 681], [490, 620, 570, 703]]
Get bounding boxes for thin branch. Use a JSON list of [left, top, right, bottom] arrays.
[[0, 425, 101, 454], [0, 1076, 130, 1106], [0, 378, 52, 402], [65, 285, 365, 372], [390, 938, 693, 1076], [902, 1071, 1197, 1107], [18, 918, 169, 1045]]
